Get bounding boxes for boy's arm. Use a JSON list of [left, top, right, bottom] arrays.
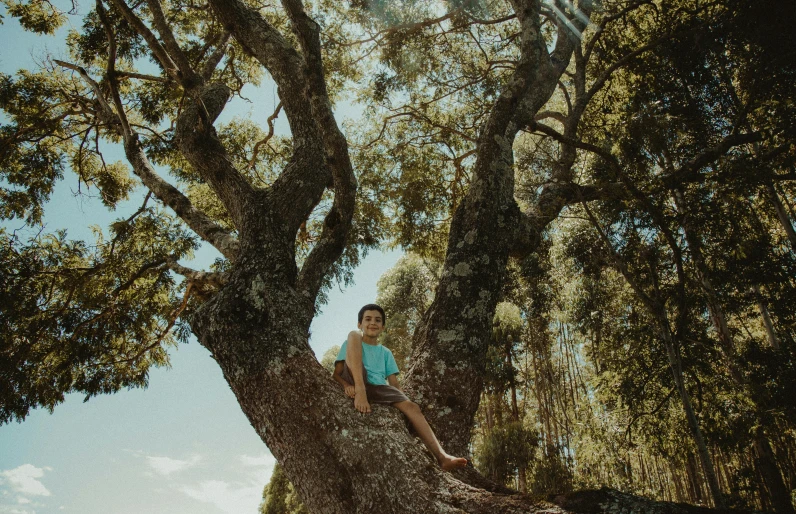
[[387, 374, 401, 390], [333, 361, 356, 398], [346, 330, 371, 413]]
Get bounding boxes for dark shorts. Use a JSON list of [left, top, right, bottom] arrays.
[[338, 360, 410, 405]]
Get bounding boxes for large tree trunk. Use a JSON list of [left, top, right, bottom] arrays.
[[188, 253, 464, 512], [198, 264, 763, 514], [189, 256, 754, 513]]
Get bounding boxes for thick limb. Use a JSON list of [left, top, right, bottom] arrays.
[[393, 400, 467, 471], [345, 331, 371, 413]]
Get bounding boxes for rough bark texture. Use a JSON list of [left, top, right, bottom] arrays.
[[189, 264, 758, 513]]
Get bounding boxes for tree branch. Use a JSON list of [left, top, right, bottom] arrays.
[[281, 0, 358, 301], [249, 101, 282, 170], [201, 30, 232, 80], [206, 0, 316, 143], [508, 0, 590, 133], [207, 0, 333, 242], [91, 1, 241, 260], [173, 82, 256, 228], [115, 70, 170, 83], [582, 30, 681, 111], [548, 0, 591, 67], [96, 0, 131, 137], [583, 0, 654, 64], [661, 133, 763, 187], [144, 0, 200, 85], [52, 59, 118, 125], [534, 110, 567, 125], [111, 257, 169, 296], [125, 135, 240, 260], [332, 11, 517, 48], [510, 181, 624, 257], [105, 0, 183, 83], [166, 259, 227, 289], [530, 121, 762, 190]]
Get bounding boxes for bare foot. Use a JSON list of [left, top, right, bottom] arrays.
[[439, 453, 468, 471], [354, 388, 371, 413]]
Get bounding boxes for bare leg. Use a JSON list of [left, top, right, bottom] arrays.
[[345, 334, 371, 413], [394, 401, 467, 471]]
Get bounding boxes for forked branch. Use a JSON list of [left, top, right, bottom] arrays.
[[281, 0, 358, 300]]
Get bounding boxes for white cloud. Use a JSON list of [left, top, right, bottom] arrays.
[[0, 508, 35, 514], [0, 464, 51, 497], [239, 453, 277, 485], [180, 480, 263, 514], [135, 451, 275, 513], [178, 453, 276, 514], [239, 453, 276, 469], [145, 455, 202, 477]]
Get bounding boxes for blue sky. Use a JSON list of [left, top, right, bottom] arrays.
[[0, 5, 401, 513]]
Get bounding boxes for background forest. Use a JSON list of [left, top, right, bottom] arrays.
[[2, 0, 795, 512], [259, 1, 796, 512]]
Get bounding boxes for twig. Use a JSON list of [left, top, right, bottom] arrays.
[[249, 102, 283, 170]]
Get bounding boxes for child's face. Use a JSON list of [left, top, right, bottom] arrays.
[[358, 310, 384, 338]]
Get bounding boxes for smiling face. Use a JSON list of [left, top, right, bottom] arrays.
[[358, 310, 384, 342]]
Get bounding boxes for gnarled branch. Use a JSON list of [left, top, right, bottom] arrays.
[[281, 0, 358, 301], [174, 82, 256, 227], [92, 1, 241, 260], [166, 259, 228, 289], [207, 0, 333, 242], [510, 181, 625, 257], [125, 136, 240, 260]]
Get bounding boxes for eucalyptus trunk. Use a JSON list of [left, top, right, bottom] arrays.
[[658, 316, 727, 510], [585, 205, 726, 509], [752, 284, 781, 350], [765, 180, 796, 250], [675, 189, 794, 513]]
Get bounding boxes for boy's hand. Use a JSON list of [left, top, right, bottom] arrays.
[[344, 384, 356, 398], [354, 387, 371, 414]]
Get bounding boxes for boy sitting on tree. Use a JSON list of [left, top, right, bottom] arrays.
[[332, 304, 468, 471]]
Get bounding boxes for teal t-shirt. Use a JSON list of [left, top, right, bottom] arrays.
[[336, 340, 399, 385]]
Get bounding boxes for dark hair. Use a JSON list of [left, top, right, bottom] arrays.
[[358, 304, 386, 325]]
